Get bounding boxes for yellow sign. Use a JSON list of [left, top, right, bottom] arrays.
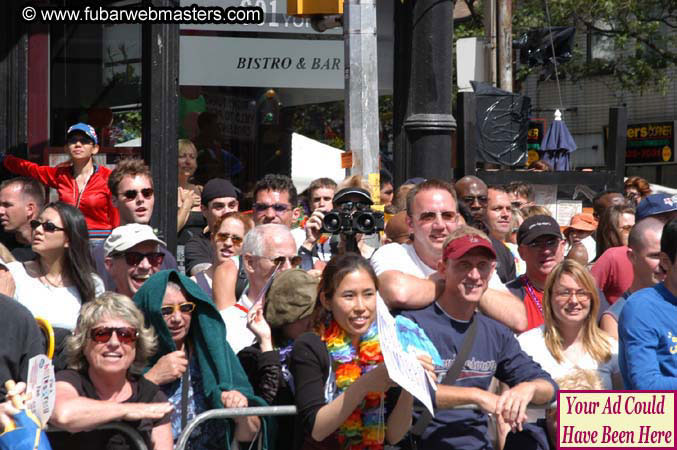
[[559, 391, 675, 448], [662, 146, 672, 162], [527, 150, 540, 165], [287, 0, 343, 15], [341, 152, 353, 169]]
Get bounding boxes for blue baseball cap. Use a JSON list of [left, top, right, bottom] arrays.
[[67, 123, 98, 145], [636, 193, 677, 220]]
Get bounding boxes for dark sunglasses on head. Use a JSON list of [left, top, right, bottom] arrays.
[[121, 188, 154, 201], [30, 220, 64, 233], [214, 232, 244, 245], [114, 251, 165, 267], [67, 135, 95, 146], [161, 302, 196, 317], [90, 326, 138, 344], [252, 203, 291, 213]]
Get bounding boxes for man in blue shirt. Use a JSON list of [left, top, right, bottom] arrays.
[[619, 218, 677, 389], [402, 226, 556, 449]]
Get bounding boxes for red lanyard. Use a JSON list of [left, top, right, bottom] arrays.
[[235, 303, 249, 314], [521, 275, 543, 315]]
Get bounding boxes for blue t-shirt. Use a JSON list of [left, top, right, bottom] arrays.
[[618, 283, 677, 389], [402, 303, 557, 450]]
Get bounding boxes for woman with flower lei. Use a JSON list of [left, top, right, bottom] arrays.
[[290, 253, 434, 450]]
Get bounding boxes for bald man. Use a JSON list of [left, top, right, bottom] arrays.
[[455, 176, 488, 228], [600, 217, 665, 339]]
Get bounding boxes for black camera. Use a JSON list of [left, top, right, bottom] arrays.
[[321, 187, 384, 236]]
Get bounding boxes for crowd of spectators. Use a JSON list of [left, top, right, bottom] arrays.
[[1, 122, 676, 450]]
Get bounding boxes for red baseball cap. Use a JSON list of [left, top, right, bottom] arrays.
[[443, 234, 497, 261]]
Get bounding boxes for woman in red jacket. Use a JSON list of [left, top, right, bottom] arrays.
[[1, 123, 119, 240]]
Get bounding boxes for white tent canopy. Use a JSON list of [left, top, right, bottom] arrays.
[[291, 133, 345, 193]]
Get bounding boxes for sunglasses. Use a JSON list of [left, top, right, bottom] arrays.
[[252, 203, 291, 214], [67, 136, 95, 146], [257, 255, 302, 268], [161, 302, 196, 317], [214, 232, 244, 245], [418, 211, 457, 223], [121, 188, 154, 201], [90, 326, 138, 344], [114, 251, 165, 267], [30, 220, 65, 233]]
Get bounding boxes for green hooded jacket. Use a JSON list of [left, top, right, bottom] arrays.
[[133, 269, 270, 449]]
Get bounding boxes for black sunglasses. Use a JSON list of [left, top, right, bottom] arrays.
[[121, 188, 154, 201], [113, 251, 165, 267], [30, 220, 65, 233], [90, 326, 138, 344], [252, 203, 291, 213], [67, 135, 95, 146]]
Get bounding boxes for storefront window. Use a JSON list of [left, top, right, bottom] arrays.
[[50, 20, 142, 164]]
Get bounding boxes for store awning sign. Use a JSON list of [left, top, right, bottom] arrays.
[[625, 121, 675, 165]]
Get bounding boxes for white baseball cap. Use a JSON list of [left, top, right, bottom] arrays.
[[104, 224, 166, 257]]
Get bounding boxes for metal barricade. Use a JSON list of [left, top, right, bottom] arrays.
[[174, 401, 557, 450], [175, 405, 298, 450], [47, 422, 149, 450]]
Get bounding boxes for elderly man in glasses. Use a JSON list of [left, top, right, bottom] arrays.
[[221, 223, 300, 354], [104, 224, 168, 299], [370, 179, 529, 332], [506, 214, 610, 331], [93, 159, 177, 289]]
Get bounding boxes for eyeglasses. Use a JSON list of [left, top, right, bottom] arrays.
[[252, 203, 292, 214], [619, 225, 633, 233], [30, 220, 64, 233], [121, 188, 154, 201], [511, 201, 527, 209], [67, 136, 95, 146], [113, 251, 165, 267], [256, 255, 302, 268], [554, 289, 592, 302], [160, 302, 196, 317], [214, 233, 244, 245], [462, 196, 488, 205], [418, 211, 457, 223], [526, 238, 561, 250], [90, 326, 138, 344]]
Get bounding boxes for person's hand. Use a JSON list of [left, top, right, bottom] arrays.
[[221, 390, 248, 409], [496, 382, 535, 432], [416, 354, 437, 386], [247, 303, 272, 351], [0, 268, 15, 298], [144, 351, 188, 385], [473, 389, 500, 415], [364, 364, 395, 393], [122, 402, 173, 421], [190, 190, 201, 208], [303, 210, 325, 247], [0, 381, 25, 432]]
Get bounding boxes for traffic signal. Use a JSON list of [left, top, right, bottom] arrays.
[[287, 0, 343, 15]]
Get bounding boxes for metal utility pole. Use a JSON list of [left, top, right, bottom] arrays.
[[344, 0, 380, 177], [497, 0, 513, 91], [484, 0, 498, 86], [393, 0, 455, 183]]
